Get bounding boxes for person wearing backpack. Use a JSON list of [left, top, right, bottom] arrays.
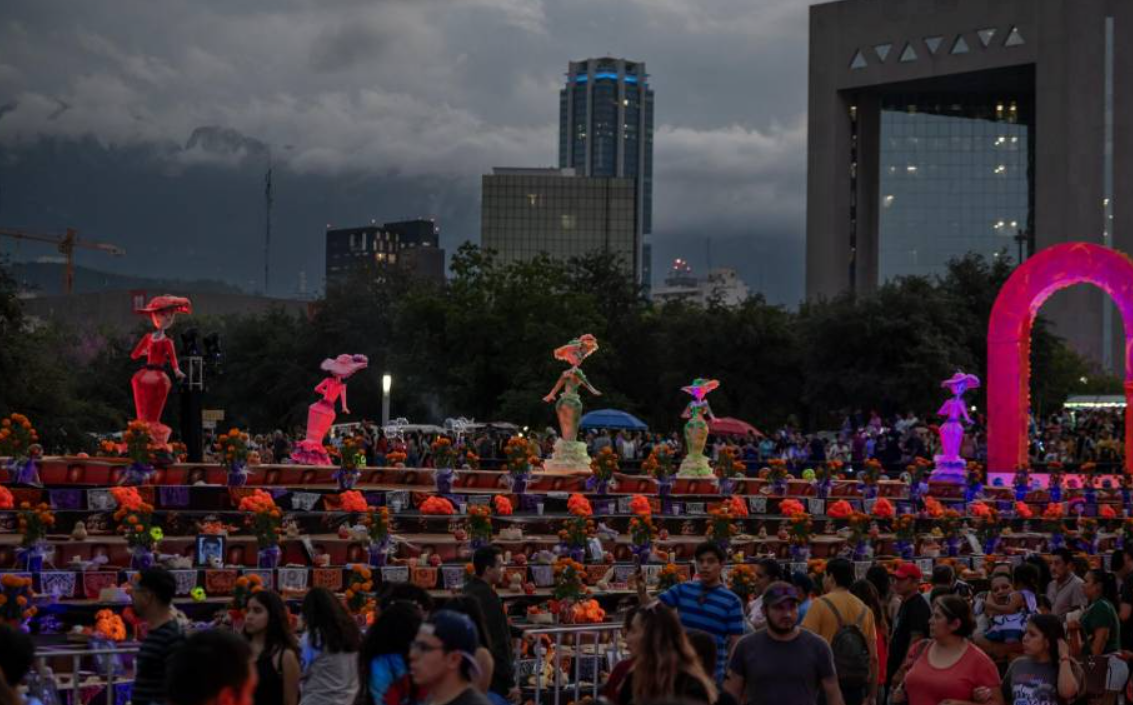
[[802, 558, 878, 705]]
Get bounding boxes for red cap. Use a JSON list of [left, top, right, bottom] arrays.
[[893, 563, 923, 581]]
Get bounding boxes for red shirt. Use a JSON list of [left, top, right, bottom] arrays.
[[904, 642, 999, 705]]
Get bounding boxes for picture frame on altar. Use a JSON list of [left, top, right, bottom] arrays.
[[196, 535, 226, 567]]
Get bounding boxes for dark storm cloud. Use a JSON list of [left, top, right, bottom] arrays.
[[0, 0, 810, 303]]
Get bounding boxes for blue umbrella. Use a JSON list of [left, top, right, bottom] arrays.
[[579, 409, 648, 431]]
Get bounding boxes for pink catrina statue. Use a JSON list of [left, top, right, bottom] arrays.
[[291, 354, 369, 465]]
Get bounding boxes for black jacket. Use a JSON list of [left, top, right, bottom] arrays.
[[462, 576, 515, 695]]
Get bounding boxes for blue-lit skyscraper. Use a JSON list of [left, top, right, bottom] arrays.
[[559, 58, 653, 286]]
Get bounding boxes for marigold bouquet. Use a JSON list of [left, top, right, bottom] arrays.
[[463, 451, 481, 470], [629, 494, 652, 517], [504, 437, 537, 476], [493, 495, 513, 515], [923, 496, 945, 519], [111, 487, 158, 549], [467, 505, 493, 543], [1077, 517, 1099, 547], [432, 437, 458, 469], [726, 495, 749, 517], [860, 459, 883, 487], [893, 514, 916, 542], [123, 420, 160, 465], [657, 563, 685, 591], [338, 490, 369, 514], [827, 500, 854, 519], [590, 447, 619, 483], [0, 574, 36, 624], [420, 497, 455, 515], [552, 557, 589, 601], [1043, 502, 1066, 534], [787, 514, 813, 546], [0, 486, 13, 510], [767, 459, 790, 486], [238, 489, 283, 549], [386, 450, 407, 467], [559, 514, 596, 549], [567, 493, 593, 517], [728, 564, 758, 602], [93, 609, 126, 641], [361, 506, 392, 543], [339, 436, 367, 471], [1015, 502, 1034, 519], [230, 574, 265, 614], [847, 511, 871, 546], [779, 498, 807, 517], [871, 498, 895, 519], [628, 515, 656, 547], [344, 564, 376, 615], [713, 446, 745, 479], [940, 509, 963, 539], [18, 502, 54, 547], [0, 414, 38, 459], [707, 503, 741, 544], [216, 428, 251, 467], [641, 445, 677, 481], [570, 599, 606, 624]]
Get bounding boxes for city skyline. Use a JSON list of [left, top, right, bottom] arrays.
[[0, 1, 808, 303]]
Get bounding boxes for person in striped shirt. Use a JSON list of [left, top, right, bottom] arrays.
[[637, 541, 746, 682]]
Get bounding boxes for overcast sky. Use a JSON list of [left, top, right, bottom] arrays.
[[0, 0, 810, 303]]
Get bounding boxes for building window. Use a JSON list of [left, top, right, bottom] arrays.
[[561, 214, 577, 230]]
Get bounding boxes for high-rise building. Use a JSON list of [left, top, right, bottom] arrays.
[[559, 57, 654, 285], [325, 218, 445, 288], [806, 0, 1133, 369], [480, 167, 637, 271]]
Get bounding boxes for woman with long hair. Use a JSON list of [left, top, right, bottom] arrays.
[[244, 590, 301, 705], [990, 614, 1081, 705], [1069, 568, 1121, 657], [359, 601, 423, 705], [617, 602, 716, 705], [850, 579, 889, 698], [440, 597, 496, 697], [893, 595, 1002, 705], [299, 587, 361, 705]]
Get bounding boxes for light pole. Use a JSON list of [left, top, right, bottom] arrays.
[[382, 373, 392, 427]]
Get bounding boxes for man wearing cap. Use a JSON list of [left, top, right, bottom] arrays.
[[409, 610, 492, 705], [886, 562, 930, 688], [724, 581, 844, 705]]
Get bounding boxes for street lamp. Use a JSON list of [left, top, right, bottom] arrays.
[[382, 373, 392, 426]]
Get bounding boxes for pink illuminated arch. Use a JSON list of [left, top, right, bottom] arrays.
[[988, 243, 1133, 472]]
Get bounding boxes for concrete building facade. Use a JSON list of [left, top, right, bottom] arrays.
[[807, 0, 1133, 368]]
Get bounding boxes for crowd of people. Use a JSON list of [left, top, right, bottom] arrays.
[[199, 407, 1125, 476], [6, 541, 1133, 705]]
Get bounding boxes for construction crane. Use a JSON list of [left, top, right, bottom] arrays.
[[0, 227, 126, 295]]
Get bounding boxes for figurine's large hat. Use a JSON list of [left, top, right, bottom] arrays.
[[941, 371, 981, 390], [322, 353, 369, 377], [136, 295, 192, 315], [681, 378, 720, 398]]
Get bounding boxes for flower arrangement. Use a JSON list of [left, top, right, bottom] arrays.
[[728, 564, 758, 603], [767, 459, 790, 487], [787, 513, 813, 546], [463, 451, 481, 470], [552, 557, 589, 601], [93, 609, 126, 641], [420, 497, 456, 515], [216, 428, 251, 468], [0, 486, 13, 510], [871, 498, 895, 519], [570, 599, 606, 624], [361, 506, 392, 543], [827, 500, 854, 519], [123, 420, 159, 466], [657, 563, 685, 591], [344, 565, 376, 615], [713, 446, 745, 479], [0, 574, 36, 624], [338, 490, 369, 514], [0, 414, 37, 455], [238, 489, 283, 549], [567, 493, 593, 517], [642, 445, 677, 481], [111, 487, 158, 550], [493, 495, 513, 515], [1015, 502, 1034, 519], [818, 460, 842, 485], [727, 495, 749, 517], [1077, 517, 1099, 551], [1100, 504, 1118, 520], [230, 574, 265, 614], [707, 503, 742, 546], [846, 511, 871, 546], [18, 502, 54, 547], [386, 450, 407, 467], [910, 457, 932, 482], [970, 502, 999, 549], [779, 499, 807, 517], [432, 437, 458, 469], [940, 509, 963, 539], [894, 514, 917, 542], [559, 512, 596, 549], [504, 437, 537, 476], [923, 496, 945, 519], [629, 495, 652, 517], [628, 514, 656, 548], [589, 447, 620, 486], [467, 505, 493, 543]]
